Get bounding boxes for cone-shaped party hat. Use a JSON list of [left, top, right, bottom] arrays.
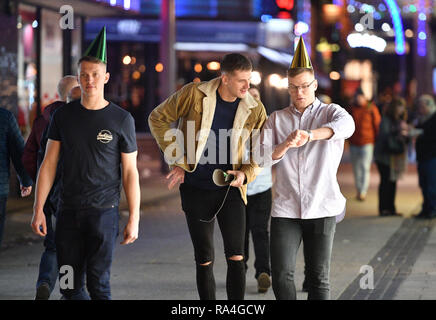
[[82, 26, 107, 64], [290, 36, 312, 69]]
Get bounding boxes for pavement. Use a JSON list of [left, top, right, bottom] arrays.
[[0, 156, 435, 301]]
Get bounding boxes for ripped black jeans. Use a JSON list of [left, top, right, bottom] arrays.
[[180, 183, 246, 300]]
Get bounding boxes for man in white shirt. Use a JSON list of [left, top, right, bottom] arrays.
[[258, 37, 355, 300]]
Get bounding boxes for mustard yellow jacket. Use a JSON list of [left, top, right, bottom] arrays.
[[148, 77, 267, 204]]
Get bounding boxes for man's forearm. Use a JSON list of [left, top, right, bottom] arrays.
[[33, 161, 56, 212], [311, 127, 334, 141], [123, 170, 141, 223], [272, 141, 289, 160]]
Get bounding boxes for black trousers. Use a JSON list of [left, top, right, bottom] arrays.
[[376, 161, 397, 214], [55, 207, 119, 300], [244, 188, 272, 278], [179, 183, 246, 300]]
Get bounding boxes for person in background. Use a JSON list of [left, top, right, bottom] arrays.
[[348, 88, 381, 201], [23, 76, 80, 300], [123, 85, 147, 132], [244, 87, 272, 294], [413, 95, 436, 219], [0, 107, 33, 249], [374, 96, 409, 217]]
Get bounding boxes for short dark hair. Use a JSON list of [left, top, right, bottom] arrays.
[[78, 56, 107, 67], [287, 67, 314, 78], [221, 53, 252, 74]]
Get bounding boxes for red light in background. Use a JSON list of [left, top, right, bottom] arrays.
[[277, 11, 291, 19], [276, 0, 294, 11]]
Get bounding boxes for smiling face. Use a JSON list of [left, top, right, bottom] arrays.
[[221, 69, 252, 100], [78, 60, 109, 99], [287, 70, 317, 110]]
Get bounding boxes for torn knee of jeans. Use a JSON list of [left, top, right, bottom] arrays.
[[227, 255, 244, 261], [199, 261, 212, 266]]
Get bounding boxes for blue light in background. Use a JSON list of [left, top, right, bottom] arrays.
[[261, 14, 273, 23], [383, 0, 406, 55], [417, 0, 427, 57]]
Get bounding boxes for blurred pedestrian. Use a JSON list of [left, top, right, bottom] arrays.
[[374, 96, 409, 216], [124, 85, 147, 132], [0, 108, 33, 249], [348, 88, 381, 201], [258, 37, 355, 300], [22, 76, 78, 300], [244, 87, 272, 294], [31, 27, 140, 300], [148, 53, 267, 300], [413, 95, 436, 219]]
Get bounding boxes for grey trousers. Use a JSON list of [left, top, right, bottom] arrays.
[[270, 216, 336, 300]]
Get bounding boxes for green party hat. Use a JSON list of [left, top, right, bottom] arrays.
[[290, 36, 312, 69], [82, 26, 107, 64]]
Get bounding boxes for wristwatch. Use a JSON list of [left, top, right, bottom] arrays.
[[307, 130, 314, 142]]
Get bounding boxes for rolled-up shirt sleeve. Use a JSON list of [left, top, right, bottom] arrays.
[[322, 104, 355, 141]]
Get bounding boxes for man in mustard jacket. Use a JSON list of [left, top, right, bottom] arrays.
[[148, 53, 267, 300]]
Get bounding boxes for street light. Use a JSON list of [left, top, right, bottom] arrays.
[[155, 62, 164, 72], [123, 55, 132, 65], [207, 61, 220, 71], [251, 71, 261, 86]]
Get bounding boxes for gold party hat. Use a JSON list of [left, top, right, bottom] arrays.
[[290, 36, 312, 69]]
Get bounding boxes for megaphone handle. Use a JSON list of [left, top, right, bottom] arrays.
[[199, 184, 232, 223]]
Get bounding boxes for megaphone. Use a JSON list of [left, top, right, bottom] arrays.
[[212, 169, 235, 186]]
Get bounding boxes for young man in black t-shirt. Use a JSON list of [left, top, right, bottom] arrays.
[[31, 53, 140, 299]]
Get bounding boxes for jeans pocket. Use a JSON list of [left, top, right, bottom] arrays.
[[323, 217, 336, 236]]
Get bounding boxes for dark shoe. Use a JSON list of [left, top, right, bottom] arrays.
[[302, 281, 308, 292], [414, 211, 428, 219], [257, 272, 271, 293], [418, 211, 436, 219], [380, 210, 392, 217], [35, 283, 50, 300], [390, 212, 402, 217]]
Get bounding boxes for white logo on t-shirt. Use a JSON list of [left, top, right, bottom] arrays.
[[97, 130, 113, 143]]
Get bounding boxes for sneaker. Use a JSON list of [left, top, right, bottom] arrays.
[[257, 272, 271, 293], [35, 282, 50, 300]]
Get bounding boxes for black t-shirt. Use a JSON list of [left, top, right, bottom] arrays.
[[184, 91, 240, 190], [48, 100, 137, 209]]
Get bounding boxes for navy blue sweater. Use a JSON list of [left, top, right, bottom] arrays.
[[184, 91, 240, 190]]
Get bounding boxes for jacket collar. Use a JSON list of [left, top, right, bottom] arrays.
[[198, 77, 258, 111]]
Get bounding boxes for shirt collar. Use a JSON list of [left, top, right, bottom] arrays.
[[289, 97, 322, 115]]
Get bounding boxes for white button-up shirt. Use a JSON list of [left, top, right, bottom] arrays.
[[258, 98, 355, 222]]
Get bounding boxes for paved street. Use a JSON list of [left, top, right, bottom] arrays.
[[0, 159, 435, 300]]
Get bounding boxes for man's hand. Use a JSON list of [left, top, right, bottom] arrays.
[[227, 170, 246, 188], [31, 209, 47, 237], [121, 219, 139, 245], [166, 166, 185, 190], [20, 185, 32, 197], [285, 130, 310, 148]]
